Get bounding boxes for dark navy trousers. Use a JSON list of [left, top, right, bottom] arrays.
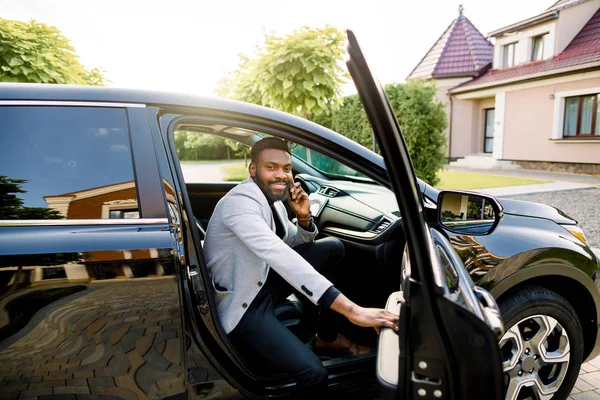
[[227, 237, 344, 396]]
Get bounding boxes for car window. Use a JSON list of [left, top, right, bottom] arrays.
[[174, 129, 370, 184], [175, 131, 251, 183], [0, 106, 138, 220], [291, 143, 368, 179]]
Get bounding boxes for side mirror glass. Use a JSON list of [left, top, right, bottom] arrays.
[[438, 191, 502, 235]]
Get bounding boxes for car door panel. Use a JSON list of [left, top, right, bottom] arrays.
[[0, 105, 186, 399], [377, 290, 405, 398], [345, 30, 504, 399]]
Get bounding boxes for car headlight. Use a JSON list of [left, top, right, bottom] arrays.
[[564, 225, 589, 246]]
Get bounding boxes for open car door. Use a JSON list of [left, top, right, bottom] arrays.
[[345, 30, 505, 400]]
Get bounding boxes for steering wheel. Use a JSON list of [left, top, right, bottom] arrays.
[[294, 175, 312, 195]]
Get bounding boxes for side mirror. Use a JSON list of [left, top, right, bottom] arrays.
[[438, 191, 503, 235]]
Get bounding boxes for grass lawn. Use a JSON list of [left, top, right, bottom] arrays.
[[220, 162, 552, 189], [436, 170, 552, 190], [222, 162, 249, 181]]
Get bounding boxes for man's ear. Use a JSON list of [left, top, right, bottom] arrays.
[[249, 162, 256, 178]]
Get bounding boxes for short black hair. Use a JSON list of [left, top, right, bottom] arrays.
[[251, 137, 291, 163]]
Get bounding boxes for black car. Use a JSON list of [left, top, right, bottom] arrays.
[[0, 32, 596, 400]]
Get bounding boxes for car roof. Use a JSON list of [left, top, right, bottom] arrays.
[[0, 82, 288, 116]]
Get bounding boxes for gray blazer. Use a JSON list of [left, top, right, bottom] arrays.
[[203, 178, 333, 334]]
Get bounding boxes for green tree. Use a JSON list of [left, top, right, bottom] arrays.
[[216, 26, 348, 117], [224, 139, 251, 166], [0, 176, 63, 219], [214, 54, 261, 104], [385, 81, 447, 187], [173, 130, 191, 160], [183, 133, 227, 160], [0, 19, 106, 85], [174, 131, 250, 161], [312, 80, 447, 186], [311, 94, 373, 149]]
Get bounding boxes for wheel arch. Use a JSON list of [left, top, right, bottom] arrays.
[[489, 264, 600, 361]]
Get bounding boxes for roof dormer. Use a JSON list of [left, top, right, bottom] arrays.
[[491, 17, 558, 69], [490, 0, 600, 69]]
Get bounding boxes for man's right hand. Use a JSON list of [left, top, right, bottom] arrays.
[[330, 293, 399, 332], [347, 306, 399, 332]]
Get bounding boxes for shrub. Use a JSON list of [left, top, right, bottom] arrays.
[[311, 80, 447, 186], [385, 81, 447, 186]]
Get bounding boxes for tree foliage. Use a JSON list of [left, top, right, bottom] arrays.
[[0, 19, 106, 85], [224, 139, 251, 166], [386, 81, 447, 186], [173, 131, 250, 162], [216, 26, 348, 117], [311, 94, 373, 149], [312, 80, 447, 186], [0, 176, 63, 220]]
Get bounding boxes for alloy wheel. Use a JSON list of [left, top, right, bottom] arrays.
[[499, 314, 570, 400]]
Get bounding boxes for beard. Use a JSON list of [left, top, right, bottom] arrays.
[[255, 171, 290, 203]]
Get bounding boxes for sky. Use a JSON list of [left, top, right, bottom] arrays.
[[2, 0, 554, 96]]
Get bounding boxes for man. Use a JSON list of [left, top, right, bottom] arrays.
[[204, 137, 398, 395]]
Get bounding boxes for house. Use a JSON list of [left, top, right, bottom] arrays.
[[408, 1, 600, 174], [44, 181, 139, 219]]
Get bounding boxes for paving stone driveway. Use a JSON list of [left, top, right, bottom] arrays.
[[572, 358, 600, 399]]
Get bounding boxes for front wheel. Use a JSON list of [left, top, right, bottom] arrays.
[[498, 286, 583, 400]]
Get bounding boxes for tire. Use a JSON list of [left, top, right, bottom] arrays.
[[498, 286, 583, 400]]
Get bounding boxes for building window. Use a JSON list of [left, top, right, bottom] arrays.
[[531, 34, 547, 61], [109, 209, 140, 219], [563, 94, 600, 137], [503, 43, 517, 68], [484, 109, 495, 153]]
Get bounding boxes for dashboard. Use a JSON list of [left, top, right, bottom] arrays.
[[297, 174, 403, 244]]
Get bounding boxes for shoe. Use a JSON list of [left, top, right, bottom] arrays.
[[313, 333, 371, 356]]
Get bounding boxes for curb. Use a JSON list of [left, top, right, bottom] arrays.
[[475, 183, 598, 197]]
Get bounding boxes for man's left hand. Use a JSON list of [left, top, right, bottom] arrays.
[[288, 182, 310, 222]]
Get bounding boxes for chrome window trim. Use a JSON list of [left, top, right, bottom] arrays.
[[0, 100, 146, 108], [0, 218, 168, 226]]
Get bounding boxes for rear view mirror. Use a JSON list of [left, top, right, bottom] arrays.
[[438, 191, 502, 235]]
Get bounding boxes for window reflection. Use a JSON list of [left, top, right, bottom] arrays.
[[0, 248, 176, 299], [435, 243, 465, 307], [0, 106, 138, 219], [44, 181, 139, 219], [291, 143, 367, 178], [109, 209, 140, 219]]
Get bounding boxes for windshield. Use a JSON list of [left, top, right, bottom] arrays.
[[291, 143, 369, 179]]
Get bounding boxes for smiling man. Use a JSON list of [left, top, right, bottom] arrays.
[[203, 137, 398, 395]]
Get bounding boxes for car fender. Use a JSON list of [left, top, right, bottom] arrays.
[[488, 263, 600, 361]]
